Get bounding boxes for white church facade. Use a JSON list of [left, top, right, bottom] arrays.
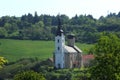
[[54, 17, 83, 69]]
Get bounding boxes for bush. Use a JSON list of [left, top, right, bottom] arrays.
[[14, 71, 46, 80]]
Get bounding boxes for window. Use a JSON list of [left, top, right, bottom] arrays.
[[58, 39, 59, 43], [58, 47, 60, 50], [58, 63, 61, 68]]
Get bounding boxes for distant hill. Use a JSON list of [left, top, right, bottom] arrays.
[[0, 12, 120, 43]]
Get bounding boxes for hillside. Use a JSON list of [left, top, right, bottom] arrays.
[[0, 39, 54, 62], [0, 12, 120, 43], [0, 39, 93, 62]]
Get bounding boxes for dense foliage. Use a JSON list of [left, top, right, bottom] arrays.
[[90, 33, 120, 80], [1, 12, 120, 43], [0, 58, 89, 80], [14, 70, 46, 80]]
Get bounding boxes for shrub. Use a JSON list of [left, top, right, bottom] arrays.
[[14, 70, 46, 80]]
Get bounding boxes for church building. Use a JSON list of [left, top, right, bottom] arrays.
[[54, 17, 83, 69]]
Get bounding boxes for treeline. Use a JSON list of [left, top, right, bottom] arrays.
[[1, 12, 120, 43]]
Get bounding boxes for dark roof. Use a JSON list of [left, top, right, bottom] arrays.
[[56, 16, 63, 36], [67, 34, 75, 39]]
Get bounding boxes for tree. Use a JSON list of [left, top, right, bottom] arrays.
[[70, 14, 79, 25], [43, 15, 52, 26], [90, 33, 120, 80], [90, 54, 120, 80], [4, 22, 18, 34], [33, 11, 39, 24], [0, 27, 7, 38], [94, 33, 120, 55], [14, 71, 46, 80], [27, 13, 33, 23], [60, 15, 69, 25]]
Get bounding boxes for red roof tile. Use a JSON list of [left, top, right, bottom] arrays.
[[82, 54, 94, 63]]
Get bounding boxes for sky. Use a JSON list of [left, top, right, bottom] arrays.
[[0, 0, 120, 19]]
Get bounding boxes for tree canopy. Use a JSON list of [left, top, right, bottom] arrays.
[[14, 71, 46, 80], [1, 12, 120, 43], [90, 33, 120, 80]]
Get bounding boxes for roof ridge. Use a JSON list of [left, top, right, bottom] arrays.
[[72, 46, 81, 53]]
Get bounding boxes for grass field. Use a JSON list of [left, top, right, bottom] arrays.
[[0, 39, 94, 62]]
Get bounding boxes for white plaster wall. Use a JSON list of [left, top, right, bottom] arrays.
[[54, 34, 65, 68]]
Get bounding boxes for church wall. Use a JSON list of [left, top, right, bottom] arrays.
[[77, 53, 83, 68], [54, 35, 65, 69], [64, 52, 81, 68], [64, 53, 70, 68]]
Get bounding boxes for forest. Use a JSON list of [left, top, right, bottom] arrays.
[[1, 12, 120, 43]]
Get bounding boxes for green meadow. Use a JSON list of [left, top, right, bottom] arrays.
[[0, 39, 93, 62]]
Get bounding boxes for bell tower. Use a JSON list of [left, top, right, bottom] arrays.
[[54, 16, 65, 69]]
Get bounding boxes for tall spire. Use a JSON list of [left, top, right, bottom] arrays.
[[56, 15, 63, 36]]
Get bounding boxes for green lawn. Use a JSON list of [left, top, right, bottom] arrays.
[[0, 39, 54, 62], [0, 39, 94, 62]]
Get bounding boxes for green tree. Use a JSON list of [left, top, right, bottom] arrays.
[[14, 71, 46, 80], [0, 27, 7, 38], [43, 15, 52, 26], [94, 33, 120, 55], [35, 21, 44, 28], [90, 33, 120, 80], [33, 11, 39, 24], [90, 54, 120, 80], [4, 22, 18, 34]]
